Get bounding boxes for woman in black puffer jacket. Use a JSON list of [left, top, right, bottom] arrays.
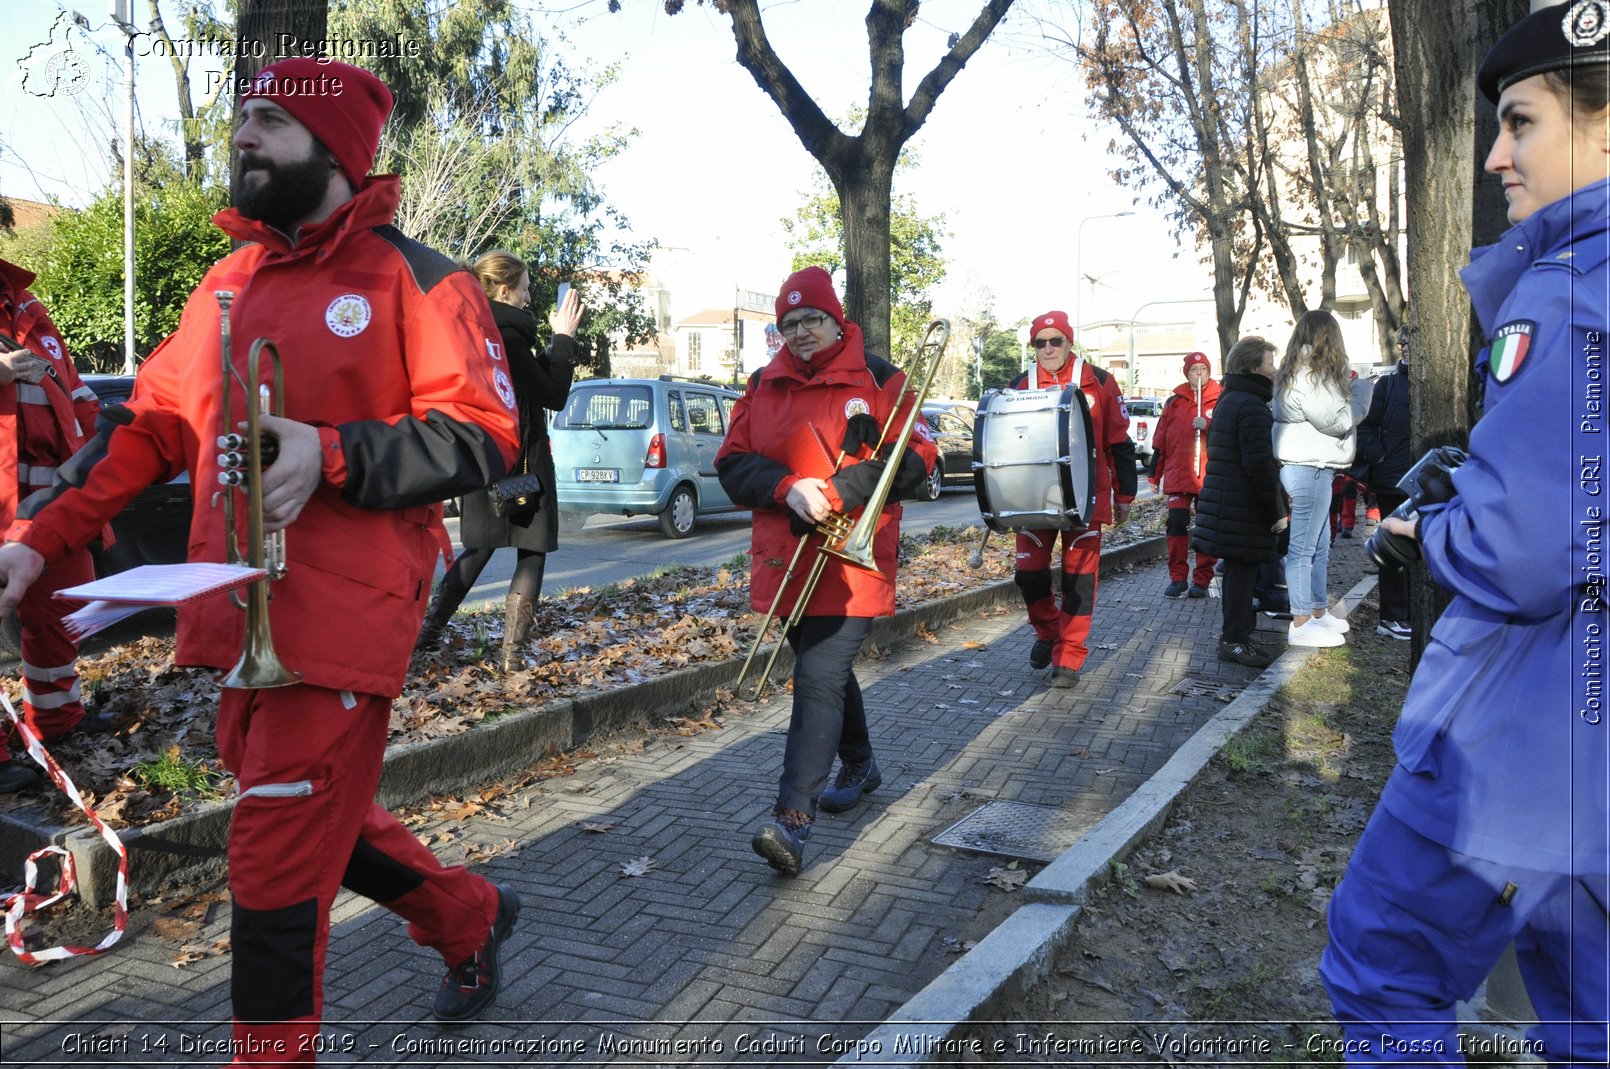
[[1192, 336, 1287, 666]]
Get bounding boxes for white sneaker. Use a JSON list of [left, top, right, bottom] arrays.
[[1311, 612, 1350, 634], [1288, 619, 1345, 647]]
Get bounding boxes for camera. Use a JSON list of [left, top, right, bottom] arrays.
[[1366, 445, 1468, 570]]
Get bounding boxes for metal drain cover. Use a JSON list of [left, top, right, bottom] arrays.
[[932, 801, 1100, 863]]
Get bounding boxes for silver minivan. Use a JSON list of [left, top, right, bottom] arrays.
[[551, 376, 744, 538]]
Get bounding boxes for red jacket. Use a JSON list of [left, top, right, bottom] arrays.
[[7, 179, 518, 697], [1151, 378, 1222, 496], [715, 323, 939, 617], [1007, 359, 1136, 526], [0, 260, 100, 527]]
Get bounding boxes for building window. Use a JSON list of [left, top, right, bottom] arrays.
[[687, 332, 702, 372]]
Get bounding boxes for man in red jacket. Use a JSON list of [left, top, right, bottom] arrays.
[[1006, 311, 1136, 688], [1150, 351, 1221, 598], [0, 259, 109, 794], [0, 60, 521, 1060]]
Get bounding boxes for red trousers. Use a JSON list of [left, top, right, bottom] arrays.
[[3, 548, 94, 765], [218, 685, 498, 1064], [1165, 494, 1217, 587], [1015, 526, 1103, 671]]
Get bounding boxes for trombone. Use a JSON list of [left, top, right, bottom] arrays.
[[734, 319, 950, 701], [214, 290, 301, 689]]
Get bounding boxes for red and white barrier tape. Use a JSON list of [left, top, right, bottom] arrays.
[[1, 694, 127, 964]]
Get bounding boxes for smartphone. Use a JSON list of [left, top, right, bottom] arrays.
[[556, 282, 572, 308]]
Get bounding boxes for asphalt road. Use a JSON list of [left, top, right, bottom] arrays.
[[447, 482, 991, 609]]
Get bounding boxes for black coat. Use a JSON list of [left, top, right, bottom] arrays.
[[1192, 373, 1287, 563], [1355, 362, 1412, 490], [459, 300, 576, 553]]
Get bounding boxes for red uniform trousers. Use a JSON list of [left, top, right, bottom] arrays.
[[1164, 492, 1217, 588], [1015, 525, 1103, 671], [218, 685, 498, 1065], [2, 547, 94, 766]]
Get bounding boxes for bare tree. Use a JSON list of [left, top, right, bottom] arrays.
[[617, 0, 1015, 359]]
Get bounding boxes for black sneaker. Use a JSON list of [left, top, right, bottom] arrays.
[[1163, 580, 1189, 598], [0, 762, 43, 794], [1218, 640, 1274, 667], [1376, 620, 1412, 641], [1187, 584, 1209, 599], [1049, 666, 1080, 689], [1028, 638, 1053, 670], [434, 884, 521, 1023]]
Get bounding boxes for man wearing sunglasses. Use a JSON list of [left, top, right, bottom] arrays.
[[1004, 311, 1137, 687]]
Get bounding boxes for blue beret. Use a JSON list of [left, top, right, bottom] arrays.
[[1478, 0, 1610, 104]]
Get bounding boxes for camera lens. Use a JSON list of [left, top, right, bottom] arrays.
[[1365, 524, 1419, 571]]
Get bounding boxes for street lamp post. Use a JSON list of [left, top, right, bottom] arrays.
[[1126, 298, 1216, 395], [1074, 211, 1134, 346], [110, 0, 137, 373]]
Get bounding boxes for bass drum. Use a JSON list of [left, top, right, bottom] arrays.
[[971, 385, 1097, 532]]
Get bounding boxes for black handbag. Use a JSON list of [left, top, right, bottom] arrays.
[[488, 470, 543, 517]]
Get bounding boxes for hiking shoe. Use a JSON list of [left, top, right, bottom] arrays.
[[752, 810, 813, 877], [1050, 666, 1080, 689], [819, 758, 882, 814], [1377, 620, 1412, 641], [1218, 640, 1274, 668], [1187, 584, 1209, 599], [1163, 579, 1189, 598], [434, 884, 520, 1023], [1339, 528, 1354, 539], [0, 762, 43, 795], [66, 709, 116, 737], [1288, 620, 1345, 648], [1028, 638, 1053, 670]]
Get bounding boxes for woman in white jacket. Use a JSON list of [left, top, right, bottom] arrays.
[[1272, 310, 1373, 647]]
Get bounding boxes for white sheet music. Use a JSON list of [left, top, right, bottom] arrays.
[[56, 563, 265, 640]]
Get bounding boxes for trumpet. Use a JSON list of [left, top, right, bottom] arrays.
[[214, 290, 301, 689], [734, 320, 950, 701]]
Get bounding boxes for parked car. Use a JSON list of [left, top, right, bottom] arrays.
[[80, 374, 192, 575], [1123, 396, 1163, 466], [550, 376, 744, 538], [918, 401, 977, 501]]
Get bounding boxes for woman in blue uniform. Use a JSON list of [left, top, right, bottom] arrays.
[[1320, 4, 1609, 1060]]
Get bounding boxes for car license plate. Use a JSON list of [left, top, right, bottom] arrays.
[[576, 468, 619, 483]]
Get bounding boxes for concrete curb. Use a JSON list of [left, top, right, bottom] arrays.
[[837, 574, 1378, 1067], [9, 535, 1168, 907]]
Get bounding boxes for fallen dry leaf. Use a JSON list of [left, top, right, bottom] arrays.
[[961, 641, 986, 650], [916, 621, 940, 644], [1143, 869, 1198, 895], [580, 821, 616, 834], [983, 866, 1028, 892], [620, 856, 655, 878], [171, 938, 230, 968]]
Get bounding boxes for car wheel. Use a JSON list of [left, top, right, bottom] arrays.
[[558, 511, 589, 536], [658, 485, 697, 539], [918, 461, 943, 501]]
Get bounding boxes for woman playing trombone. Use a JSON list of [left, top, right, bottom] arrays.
[[716, 266, 938, 877]]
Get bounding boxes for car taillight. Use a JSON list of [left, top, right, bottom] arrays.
[[645, 433, 666, 468]]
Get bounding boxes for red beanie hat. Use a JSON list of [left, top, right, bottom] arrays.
[[241, 59, 394, 189], [1183, 351, 1211, 375], [1029, 311, 1075, 346], [775, 266, 845, 329]]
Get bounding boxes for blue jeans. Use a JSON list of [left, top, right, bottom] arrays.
[[777, 615, 874, 815], [1281, 464, 1333, 615]]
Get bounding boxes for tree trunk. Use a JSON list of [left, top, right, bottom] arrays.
[[1388, 0, 1524, 660], [835, 153, 896, 359], [236, 0, 327, 88]]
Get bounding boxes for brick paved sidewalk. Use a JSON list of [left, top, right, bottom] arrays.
[[4, 538, 1373, 1067]]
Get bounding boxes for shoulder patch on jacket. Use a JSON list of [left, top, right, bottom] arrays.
[[1488, 319, 1535, 383], [864, 354, 901, 390], [370, 226, 460, 294]]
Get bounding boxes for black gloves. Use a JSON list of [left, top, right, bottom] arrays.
[[841, 413, 882, 457], [831, 458, 887, 513]]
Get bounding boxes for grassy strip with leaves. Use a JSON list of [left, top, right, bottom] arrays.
[[5, 505, 1163, 829]]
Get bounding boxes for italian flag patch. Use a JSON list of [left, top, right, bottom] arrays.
[[1489, 320, 1534, 383]]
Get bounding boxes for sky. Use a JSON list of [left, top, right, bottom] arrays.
[[2, 0, 1218, 339]]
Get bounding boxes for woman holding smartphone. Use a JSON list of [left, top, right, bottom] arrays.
[[416, 253, 582, 669]]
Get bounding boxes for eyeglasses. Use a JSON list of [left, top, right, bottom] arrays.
[[1032, 336, 1068, 350], [780, 312, 830, 335]]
